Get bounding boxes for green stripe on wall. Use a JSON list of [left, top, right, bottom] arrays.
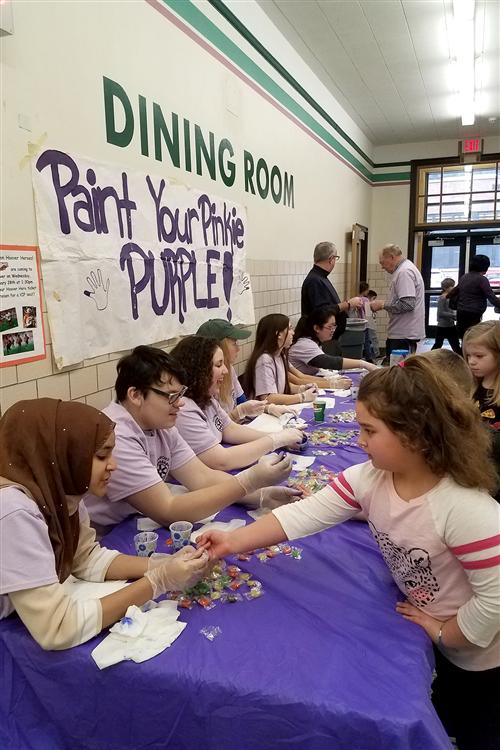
[[161, 0, 410, 184]]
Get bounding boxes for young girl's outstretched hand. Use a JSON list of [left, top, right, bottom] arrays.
[[196, 531, 233, 560], [396, 600, 444, 642]]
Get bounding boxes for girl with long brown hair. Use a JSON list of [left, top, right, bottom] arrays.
[[198, 356, 500, 750]]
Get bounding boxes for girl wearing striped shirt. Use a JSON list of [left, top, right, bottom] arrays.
[[198, 357, 500, 750]]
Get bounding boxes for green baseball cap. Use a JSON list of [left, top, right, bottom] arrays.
[[196, 319, 251, 341]]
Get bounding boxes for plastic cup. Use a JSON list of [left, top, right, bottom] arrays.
[[169, 521, 193, 550], [313, 400, 326, 422], [351, 386, 359, 400], [134, 531, 158, 557]]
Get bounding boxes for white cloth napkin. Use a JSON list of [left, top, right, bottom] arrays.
[[286, 453, 315, 471], [91, 600, 185, 670]]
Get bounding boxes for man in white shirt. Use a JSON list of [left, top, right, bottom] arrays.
[[370, 244, 425, 360]]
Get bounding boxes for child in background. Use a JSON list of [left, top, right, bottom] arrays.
[[358, 282, 376, 362], [198, 357, 500, 750], [421, 349, 473, 396], [463, 321, 500, 503], [431, 278, 461, 354]]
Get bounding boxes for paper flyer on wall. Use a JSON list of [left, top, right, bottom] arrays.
[[0, 245, 47, 368]]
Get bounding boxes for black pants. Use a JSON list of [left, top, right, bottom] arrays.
[[431, 326, 462, 354], [432, 647, 500, 750], [456, 310, 482, 340]]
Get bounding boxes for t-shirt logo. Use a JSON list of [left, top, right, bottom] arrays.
[[214, 416, 223, 432], [157, 456, 170, 482], [369, 522, 440, 606]]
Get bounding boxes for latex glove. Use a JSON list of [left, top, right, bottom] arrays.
[[328, 375, 352, 389], [301, 387, 317, 403], [266, 404, 296, 418], [144, 545, 209, 598], [234, 399, 267, 421], [271, 427, 303, 450], [298, 383, 316, 393], [236, 452, 292, 494], [348, 296, 364, 309], [259, 486, 303, 510]]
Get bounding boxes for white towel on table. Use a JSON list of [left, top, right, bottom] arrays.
[[91, 600, 186, 670]]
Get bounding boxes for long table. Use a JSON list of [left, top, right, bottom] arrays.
[[0, 390, 452, 750]]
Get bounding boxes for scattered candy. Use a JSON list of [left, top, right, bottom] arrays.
[[244, 588, 264, 600], [237, 553, 251, 562], [257, 552, 269, 563], [328, 410, 357, 423], [200, 626, 222, 641], [196, 595, 215, 610], [290, 547, 303, 560], [177, 596, 193, 609], [288, 466, 338, 494]]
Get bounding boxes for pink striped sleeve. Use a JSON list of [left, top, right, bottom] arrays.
[[450, 533, 500, 570], [329, 473, 361, 510]]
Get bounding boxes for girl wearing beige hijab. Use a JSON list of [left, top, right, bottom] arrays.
[[0, 398, 207, 650]]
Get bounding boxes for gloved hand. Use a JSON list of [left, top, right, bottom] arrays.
[[328, 375, 352, 389], [259, 486, 303, 510], [236, 452, 292, 494], [266, 404, 296, 418], [301, 387, 317, 403], [270, 427, 303, 450], [234, 399, 267, 421], [298, 383, 316, 393], [144, 545, 209, 598]]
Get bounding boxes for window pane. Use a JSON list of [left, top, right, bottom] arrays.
[[442, 167, 472, 194], [474, 245, 500, 286], [428, 295, 439, 326], [472, 165, 497, 192], [426, 196, 440, 222], [427, 171, 441, 195], [441, 194, 469, 221], [497, 194, 500, 219], [470, 200, 495, 221], [430, 246, 460, 287]]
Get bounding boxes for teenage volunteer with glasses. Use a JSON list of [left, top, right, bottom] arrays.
[[289, 308, 379, 376], [84, 346, 294, 536]]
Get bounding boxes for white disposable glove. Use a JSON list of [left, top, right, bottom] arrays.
[[259, 486, 303, 510], [301, 387, 317, 403], [298, 383, 316, 393], [144, 546, 209, 597], [236, 452, 292, 494], [234, 399, 267, 421], [266, 404, 296, 418], [270, 427, 303, 450], [328, 375, 352, 389]]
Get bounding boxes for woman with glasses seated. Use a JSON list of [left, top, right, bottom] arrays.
[[170, 336, 304, 473], [289, 307, 378, 378], [84, 346, 295, 535]]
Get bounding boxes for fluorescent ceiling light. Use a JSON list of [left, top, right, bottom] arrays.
[[451, 0, 476, 126]]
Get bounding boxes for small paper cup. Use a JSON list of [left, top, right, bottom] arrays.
[[169, 521, 193, 550], [313, 400, 326, 422], [134, 531, 158, 557]]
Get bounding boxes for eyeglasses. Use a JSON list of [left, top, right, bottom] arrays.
[[322, 324, 337, 332], [148, 385, 188, 404], [329, 255, 341, 262]]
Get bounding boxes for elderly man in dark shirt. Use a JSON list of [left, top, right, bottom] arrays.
[[451, 255, 500, 339], [301, 242, 362, 346]]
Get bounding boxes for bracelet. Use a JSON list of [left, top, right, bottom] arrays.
[[436, 624, 444, 648]]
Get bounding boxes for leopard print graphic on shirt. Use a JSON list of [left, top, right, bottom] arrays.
[[369, 521, 440, 606]]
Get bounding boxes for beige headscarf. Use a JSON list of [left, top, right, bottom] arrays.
[[0, 398, 114, 582]]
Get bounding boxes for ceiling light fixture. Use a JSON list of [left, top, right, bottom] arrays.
[[452, 0, 476, 126]]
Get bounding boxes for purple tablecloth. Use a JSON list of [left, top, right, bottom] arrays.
[[0, 391, 453, 750]]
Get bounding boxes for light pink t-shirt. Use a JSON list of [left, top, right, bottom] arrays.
[[386, 259, 426, 340], [84, 401, 195, 528], [274, 461, 500, 671], [175, 396, 232, 455], [288, 338, 323, 375], [254, 353, 287, 397], [0, 487, 58, 618]]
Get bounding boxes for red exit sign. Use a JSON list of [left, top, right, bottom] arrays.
[[461, 138, 482, 153]]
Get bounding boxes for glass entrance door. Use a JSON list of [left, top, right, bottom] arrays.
[[421, 234, 466, 335], [469, 233, 500, 322]]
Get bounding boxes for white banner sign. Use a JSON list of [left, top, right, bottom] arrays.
[[32, 149, 253, 368]]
